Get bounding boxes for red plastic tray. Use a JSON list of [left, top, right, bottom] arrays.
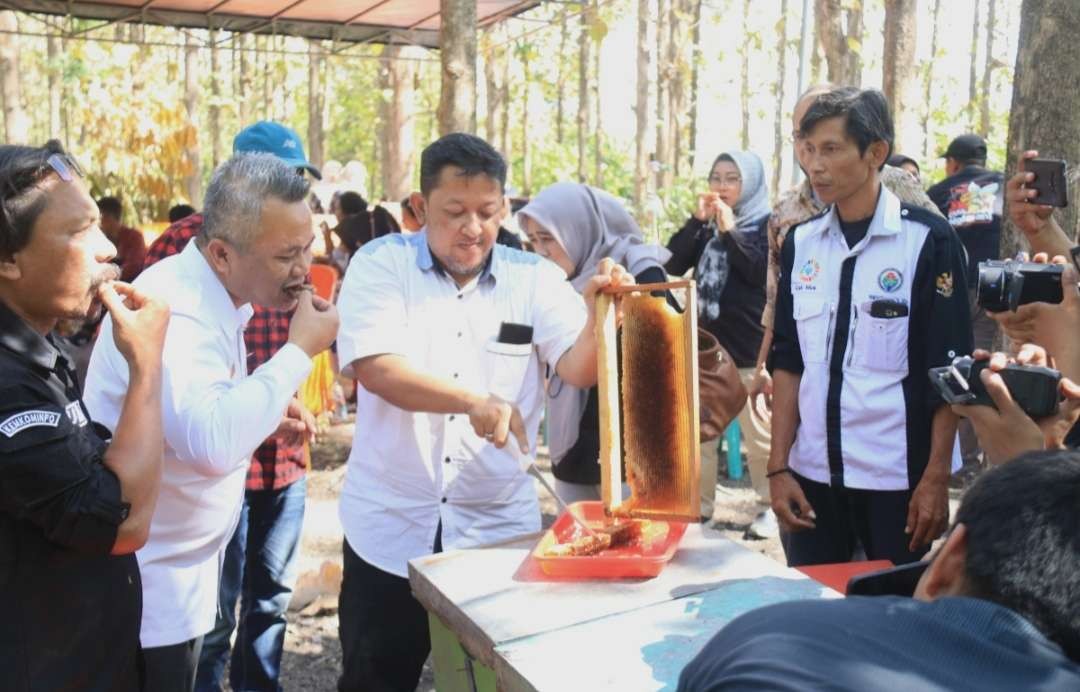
[[532, 501, 688, 578]]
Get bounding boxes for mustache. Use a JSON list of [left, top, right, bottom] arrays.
[[91, 264, 122, 291]]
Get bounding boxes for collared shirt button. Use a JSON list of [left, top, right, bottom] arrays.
[[457, 293, 463, 299], [449, 415, 455, 421], [457, 331, 463, 337], [453, 373, 458, 378], [901, 209, 909, 216], [441, 497, 448, 503]]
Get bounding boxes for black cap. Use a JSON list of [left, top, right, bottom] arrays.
[[940, 134, 987, 162]]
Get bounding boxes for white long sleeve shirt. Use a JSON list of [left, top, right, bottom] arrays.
[[83, 241, 312, 647]]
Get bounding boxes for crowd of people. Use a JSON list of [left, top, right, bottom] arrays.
[[1, 79, 1079, 692]]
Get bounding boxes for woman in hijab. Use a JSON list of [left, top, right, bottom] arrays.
[[517, 182, 670, 502], [665, 150, 771, 523]]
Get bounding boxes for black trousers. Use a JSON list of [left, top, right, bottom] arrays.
[[780, 470, 931, 567], [338, 527, 442, 692], [142, 636, 204, 692]]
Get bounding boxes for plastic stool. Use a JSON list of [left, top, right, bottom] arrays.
[[725, 419, 742, 480]]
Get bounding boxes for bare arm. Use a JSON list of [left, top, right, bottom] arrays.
[[767, 369, 816, 531], [905, 406, 955, 551], [353, 354, 482, 414]]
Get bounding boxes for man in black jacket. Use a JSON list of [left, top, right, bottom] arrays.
[[927, 134, 1005, 471], [0, 141, 169, 691]]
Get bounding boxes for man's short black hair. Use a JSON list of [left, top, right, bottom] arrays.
[[419, 133, 507, 197], [97, 196, 123, 220], [338, 191, 367, 217], [800, 87, 894, 171], [956, 449, 1080, 660], [0, 139, 71, 259], [168, 203, 196, 223]]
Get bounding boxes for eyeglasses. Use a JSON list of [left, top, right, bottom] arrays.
[[2, 151, 85, 202], [708, 175, 742, 187], [45, 153, 85, 182]]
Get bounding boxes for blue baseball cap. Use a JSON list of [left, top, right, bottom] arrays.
[[232, 121, 322, 179]]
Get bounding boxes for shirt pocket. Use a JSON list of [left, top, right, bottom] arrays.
[[793, 297, 831, 364], [484, 341, 533, 402], [853, 303, 910, 373]]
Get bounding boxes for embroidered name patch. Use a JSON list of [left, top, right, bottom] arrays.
[[1, 410, 62, 438], [878, 268, 903, 293]]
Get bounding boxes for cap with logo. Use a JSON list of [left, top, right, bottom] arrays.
[[940, 134, 987, 163], [232, 121, 322, 179]]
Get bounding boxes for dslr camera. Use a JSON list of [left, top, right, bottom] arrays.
[[928, 355, 1060, 418], [975, 259, 1063, 313]]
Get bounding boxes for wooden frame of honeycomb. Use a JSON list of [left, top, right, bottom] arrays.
[[596, 280, 701, 523]]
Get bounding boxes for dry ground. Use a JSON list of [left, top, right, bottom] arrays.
[[226, 419, 965, 691]]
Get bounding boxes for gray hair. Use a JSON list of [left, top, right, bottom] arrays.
[[200, 152, 310, 248]]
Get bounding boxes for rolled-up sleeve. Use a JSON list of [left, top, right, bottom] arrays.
[[0, 392, 128, 555], [336, 240, 410, 369]]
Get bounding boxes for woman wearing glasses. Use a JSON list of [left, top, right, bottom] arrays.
[[665, 150, 772, 524]]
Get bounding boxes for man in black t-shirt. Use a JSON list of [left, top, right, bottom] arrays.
[[927, 134, 1004, 468]]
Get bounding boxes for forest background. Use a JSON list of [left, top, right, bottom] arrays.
[[0, 0, 1035, 244]]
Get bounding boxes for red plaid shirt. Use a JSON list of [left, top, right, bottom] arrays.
[[144, 214, 306, 491]]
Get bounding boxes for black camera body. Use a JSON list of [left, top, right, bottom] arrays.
[[928, 356, 1060, 418], [976, 259, 1064, 313]]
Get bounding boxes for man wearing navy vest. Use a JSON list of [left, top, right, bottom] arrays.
[[768, 87, 972, 566]]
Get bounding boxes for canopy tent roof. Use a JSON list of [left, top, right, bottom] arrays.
[[2, 0, 542, 47]]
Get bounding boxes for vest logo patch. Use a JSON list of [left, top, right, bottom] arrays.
[[799, 259, 821, 284], [65, 401, 88, 427], [878, 268, 903, 293], [0, 410, 61, 438]]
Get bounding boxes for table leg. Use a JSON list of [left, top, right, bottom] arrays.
[[428, 612, 497, 692]]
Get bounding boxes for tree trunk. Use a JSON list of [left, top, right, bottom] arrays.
[[688, 0, 704, 172], [556, 12, 568, 144], [209, 29, 222, 168], [522, 47, 533, 195], [633, 0, 651, 213], [922, 0, 943, 162], [307, 39, 326, 170], [484, 36, 504, 150], [844, 1, 863, 85], [669, 0, 690, 179], [794, 0, 813, 185], [968, 0, 981, 129], [1002, 0, 1080, 255], [593, 30, 603, 187], [380, 45, 418, 200], [655, 0, 671, 189], [238, 33, 251, 127], [577, 4, 591, 183], [815, 0, 860, 86], [499, 40, 510, 157], [0, 11, 29, 143], [773, 0, 790, 195], [739, 0, 751, 151], [47, 33, 61, 138], [883, 0, 919, 154], [262, 35, 271, 120], [437, 0, 477, 135], [183, 32, 202, 207], [979, 0, 997, 137]]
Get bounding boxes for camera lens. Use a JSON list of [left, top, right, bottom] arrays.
[[976, 263, 1009, 313]]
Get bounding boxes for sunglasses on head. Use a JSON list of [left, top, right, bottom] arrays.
[[2, 151, 85, 202]]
